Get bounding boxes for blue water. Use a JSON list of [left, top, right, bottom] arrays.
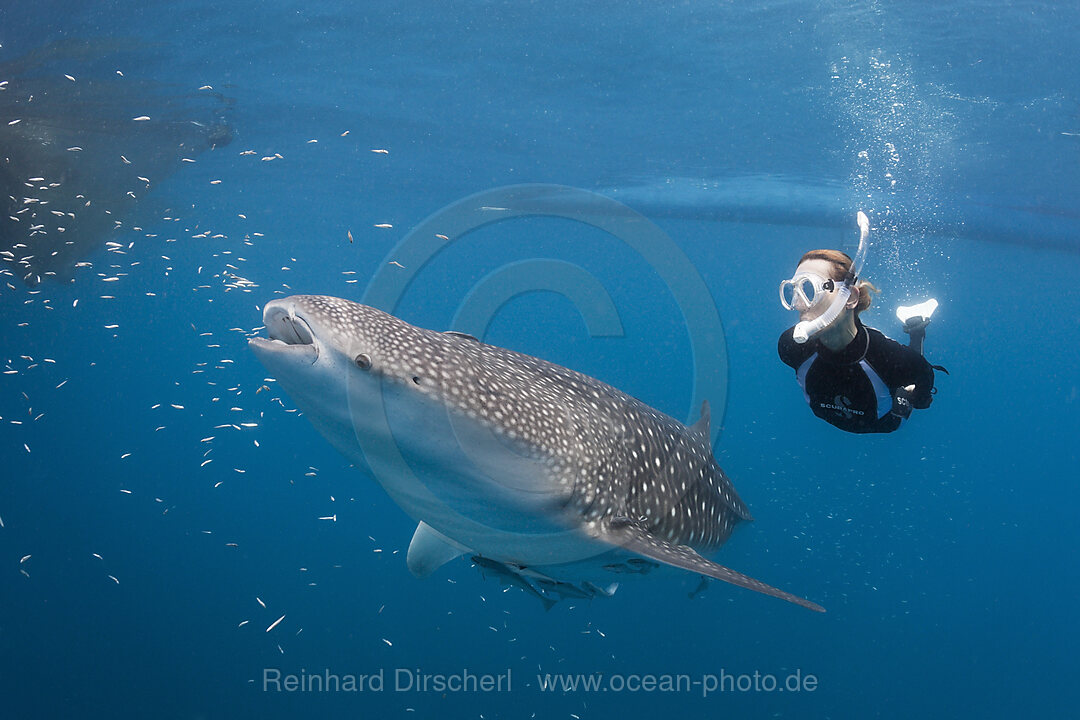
[[1, 1, 1077, 718]]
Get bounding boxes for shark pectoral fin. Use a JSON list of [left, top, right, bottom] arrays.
[[604, 519, 825, 613], [406, 522, 469, 578]]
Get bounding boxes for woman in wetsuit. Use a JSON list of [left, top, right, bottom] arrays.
[[777, 245, 938, 434]]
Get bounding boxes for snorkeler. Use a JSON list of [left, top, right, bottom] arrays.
[[777, 212, 943, 434]]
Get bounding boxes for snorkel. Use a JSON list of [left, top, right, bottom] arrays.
[[792, 211, 870, 344]]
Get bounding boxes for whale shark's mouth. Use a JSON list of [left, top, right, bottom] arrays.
[[248, 302, 319, 363]]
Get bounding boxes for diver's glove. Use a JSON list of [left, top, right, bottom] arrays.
[[890, 388, 914, 419]]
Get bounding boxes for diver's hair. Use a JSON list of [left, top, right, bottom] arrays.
[[799, 249, 879, 315]]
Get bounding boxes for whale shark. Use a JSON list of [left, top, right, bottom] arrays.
[[249, 295, 823, 612]]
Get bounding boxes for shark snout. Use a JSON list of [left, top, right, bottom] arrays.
[[249, 301, 319, 364], [264, 301, 317, 344], [275, 313, 315, 346]]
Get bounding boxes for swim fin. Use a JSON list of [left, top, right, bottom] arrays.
[[897, 298, 938, 328]]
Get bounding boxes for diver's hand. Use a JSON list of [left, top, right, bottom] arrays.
[[891, 387, 914, 419]]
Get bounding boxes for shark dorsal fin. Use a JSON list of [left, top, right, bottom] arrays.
[[443, 330, 480, 343], [690, 399, 711, 437]]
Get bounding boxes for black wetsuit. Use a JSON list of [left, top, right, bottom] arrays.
[[778, 320, 935, 434]]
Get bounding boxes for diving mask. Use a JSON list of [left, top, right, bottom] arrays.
[[784, 211, 871, 344], [780, 272, 836, 311]]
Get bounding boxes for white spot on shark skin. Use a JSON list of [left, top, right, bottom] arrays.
[[249, 296, 823, 612]]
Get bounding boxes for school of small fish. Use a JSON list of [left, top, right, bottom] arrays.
[[0, 68, 628, 671]]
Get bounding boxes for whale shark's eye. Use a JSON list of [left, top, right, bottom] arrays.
[[354, 353, 372, 370]]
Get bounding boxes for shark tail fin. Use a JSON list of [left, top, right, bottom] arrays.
[[604, 518, 825, 613]]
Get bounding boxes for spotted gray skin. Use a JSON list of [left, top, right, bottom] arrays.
[[250, 295, 823, 613]]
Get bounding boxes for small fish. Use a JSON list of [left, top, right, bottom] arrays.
[[472, 556, 556, 612]]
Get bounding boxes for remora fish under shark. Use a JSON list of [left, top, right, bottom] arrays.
[[249, 295, 823, 612]]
